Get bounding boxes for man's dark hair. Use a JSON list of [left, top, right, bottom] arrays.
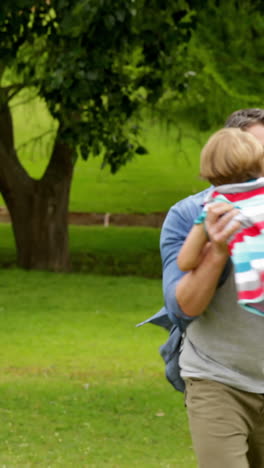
[[225, 108, 264, 129]]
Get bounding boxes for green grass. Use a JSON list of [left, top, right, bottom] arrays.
[[0, 223, 162, 277], [0, 91, 202, 467], [10, 94, 210, 213], [0, 269, 196, 467], [70, 225, 162, 277]]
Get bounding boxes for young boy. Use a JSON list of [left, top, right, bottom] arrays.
[[177, 127, 264, 315]]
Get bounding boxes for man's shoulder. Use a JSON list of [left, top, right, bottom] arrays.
[[161, 188, 211, 236], [169, 188, 211, 216]]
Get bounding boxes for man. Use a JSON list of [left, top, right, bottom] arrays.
[[161, 109, 264, 468]]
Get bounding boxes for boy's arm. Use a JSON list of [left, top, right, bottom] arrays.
[[161, 197, 239, 322], [176, 203, 241, 317], [177, 224, 208, 271]]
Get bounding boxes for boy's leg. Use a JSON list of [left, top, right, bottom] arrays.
[[184, 379, 262, 468]]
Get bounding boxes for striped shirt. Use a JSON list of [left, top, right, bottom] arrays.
[[197, 178, 264, 317]]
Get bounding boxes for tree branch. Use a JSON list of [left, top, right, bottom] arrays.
[[43, 126, 74, 184], [6, 84, 25, 102], [0, 64, 6, 84], [0, 95, 33, 197]]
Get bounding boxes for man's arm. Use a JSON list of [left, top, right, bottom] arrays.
[[161, 195, 240, 322], [160, 192, 208, 323]]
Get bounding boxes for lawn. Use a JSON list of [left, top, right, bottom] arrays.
[[0, 223, 161, 277], [0, 269, 196, 467], [10, 93, 210, 213], [0, 92, 201, 467]]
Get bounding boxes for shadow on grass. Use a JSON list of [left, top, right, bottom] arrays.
[[0, 224, 162, 278]]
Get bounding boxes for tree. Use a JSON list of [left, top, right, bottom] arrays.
[[164, 0, 264, 130], [0, 0, 193, 271]]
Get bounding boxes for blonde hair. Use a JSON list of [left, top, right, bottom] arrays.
[[200, 128, 264, 186]]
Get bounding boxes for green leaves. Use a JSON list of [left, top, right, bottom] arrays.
[[175, 0, 264, 129], [4, 0, 264, 166], [1, 0, 195, 171], [135, 146, 148, 155]]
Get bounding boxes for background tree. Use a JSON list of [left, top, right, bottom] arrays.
[[0, 0, 193, 271], [1, 0, 264, 272], [159, 0, 264, 129]]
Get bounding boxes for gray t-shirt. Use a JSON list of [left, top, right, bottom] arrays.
[[179, 267, 264, 393]]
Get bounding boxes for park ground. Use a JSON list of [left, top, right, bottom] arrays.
[[0, 115, 209, 467]]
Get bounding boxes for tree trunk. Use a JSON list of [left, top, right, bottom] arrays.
[[0, 91, 74, 272], [9, 161, 73, 272]]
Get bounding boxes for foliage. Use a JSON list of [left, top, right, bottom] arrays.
[[1, 0, 194, 172], [160, 0, 264, 129], [2, 0, 264, 160]]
